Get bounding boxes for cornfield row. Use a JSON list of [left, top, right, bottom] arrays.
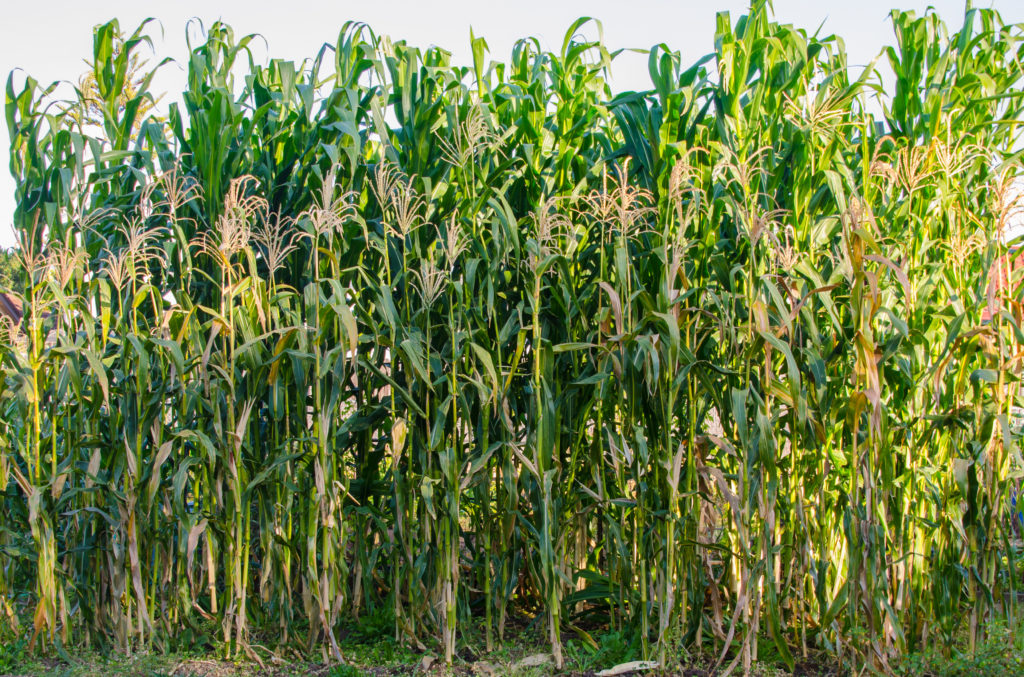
[[2, 3, 1023, 672]]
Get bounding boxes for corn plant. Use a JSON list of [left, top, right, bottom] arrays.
[[2, 3, 1023, 674]]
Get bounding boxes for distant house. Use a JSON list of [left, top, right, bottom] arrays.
[[0, 292, 22, 326], [988, 247, 1024, 446], [983, 249, 1023, 324]]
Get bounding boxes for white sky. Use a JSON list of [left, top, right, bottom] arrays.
[[2, 0, 1023, 248]]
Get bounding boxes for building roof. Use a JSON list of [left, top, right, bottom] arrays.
[[0, 292, 23, 325], [983, 249, 1023, 323]]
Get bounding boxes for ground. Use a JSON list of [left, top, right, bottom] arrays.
[[0, 652, 831, 677], [2, 617, 1023, 677]]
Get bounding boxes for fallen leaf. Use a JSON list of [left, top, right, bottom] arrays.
[[473, 661, 498, 676], [513, 653, 553, 670], [596, 660, 660, 676]]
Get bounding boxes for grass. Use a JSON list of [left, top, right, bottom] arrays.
[[6, 610, 1023, 676], [6, 624, 1020, 677], [0, 628, 808, 676], [5, 633, 1023, 677]]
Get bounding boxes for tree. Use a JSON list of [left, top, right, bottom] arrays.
[[0, 247, 24, 297]]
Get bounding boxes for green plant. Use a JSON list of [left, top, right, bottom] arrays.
[[0, 635, 27, 672], [895, 618, 1024, 676], [564, 630, 640, 673], [327, 664, 366, 677]]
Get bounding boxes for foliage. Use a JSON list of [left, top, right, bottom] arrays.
[[326, 665, 365, 677], [2, 3, 1024, 676], [894, 618, 1024, 676], [0, 635, 27, 673], [0, 246, 24, 295], [564, 630, 640, 673]]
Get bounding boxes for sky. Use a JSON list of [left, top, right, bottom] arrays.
[[2, 0, 1023, 248]]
